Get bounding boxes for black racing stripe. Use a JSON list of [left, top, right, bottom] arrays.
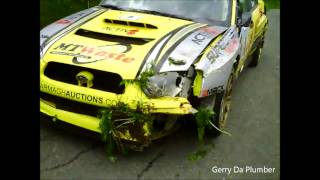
[[134, 23, 196, 78], [155, 25, 209, 72]]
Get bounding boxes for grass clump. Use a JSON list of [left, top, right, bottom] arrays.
[[119, 63, 155, 91], [195, 108, 215, 141], [98, 101, 154, 161], [98, 108, 117, 162], [188, 148, 208, 161]]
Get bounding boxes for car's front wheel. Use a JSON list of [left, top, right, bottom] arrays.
[[199, 71, 234, 136]]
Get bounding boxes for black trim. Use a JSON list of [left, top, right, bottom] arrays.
[[44, 62, 126, 94]]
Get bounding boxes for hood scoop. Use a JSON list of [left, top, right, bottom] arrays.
[[104, 18, 158, 29], [75, 29, 154, 45]]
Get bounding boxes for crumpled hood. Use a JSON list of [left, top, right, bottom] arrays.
[[42, 9, 227, 79]]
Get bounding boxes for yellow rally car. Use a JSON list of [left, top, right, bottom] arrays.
[[40, 0, 268, 151]]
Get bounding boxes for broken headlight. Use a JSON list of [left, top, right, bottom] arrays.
[[143, 72, 183, 98]]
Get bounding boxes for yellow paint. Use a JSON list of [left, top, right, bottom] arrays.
[[193, 70, 203, 96], [231, 0, 237, 25], [41, 99, 101, 132], [192, 35, 223, 96], [40, 10, 197, 139], [42, 10, 194, 80]]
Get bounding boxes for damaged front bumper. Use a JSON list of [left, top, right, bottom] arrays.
[[40, 75, 194, 145]]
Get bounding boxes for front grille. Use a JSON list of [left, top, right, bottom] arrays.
[[41, 92, 100, 117], [44, 62, 125, 94]]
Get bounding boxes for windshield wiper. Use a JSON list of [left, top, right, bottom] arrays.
[[100, 4, 193, 21], [100, 4, 123, 10]]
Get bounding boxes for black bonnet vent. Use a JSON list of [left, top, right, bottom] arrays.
[[75, 29, 154, 45], [104, 19, 158, 29]]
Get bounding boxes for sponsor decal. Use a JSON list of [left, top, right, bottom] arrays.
[[41, 83, 133, 106], [103, 26, 139, 35], [56, 19, 71, 24], [206, 48, 221, 64], [201, 27, 220, 36], [41, 34, 50, 39], [225, 38, 238, 54], [192, 27, 223, 45], [127, 29, 139, 35], [69, 12, 87, 20], [192, 31, 212, 45], [202, 85, 224, 96], [50, 42, 135, 64], [40, 83, 104, 104]]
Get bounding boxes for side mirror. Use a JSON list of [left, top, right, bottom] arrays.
[[238, 12, 252, 27]]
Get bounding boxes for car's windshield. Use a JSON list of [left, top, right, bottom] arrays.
[[100, 0, 232, 26]]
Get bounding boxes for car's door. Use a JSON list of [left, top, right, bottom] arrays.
[[252, 0, 267, 45], [238, 0, 256, 59], [237, 0, 267, 70], [251, 0, 268, 48]]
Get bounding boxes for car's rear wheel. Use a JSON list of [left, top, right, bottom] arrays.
[[249, 39, 264, 67], [199, 71, 234, 136]]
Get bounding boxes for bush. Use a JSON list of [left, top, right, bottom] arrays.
[[40, 0, 100, 28], [264, 0, 280, 10]]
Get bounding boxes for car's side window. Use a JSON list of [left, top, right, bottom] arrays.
[[250, 0, 258, 9], [239, 0, 257, 13]]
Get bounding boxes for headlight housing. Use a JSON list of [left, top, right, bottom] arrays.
[[143, 72, 182, 98]]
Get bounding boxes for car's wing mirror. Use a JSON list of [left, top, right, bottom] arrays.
[[239, 12, 252, 27]]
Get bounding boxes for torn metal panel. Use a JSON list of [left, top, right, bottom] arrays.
[[239, 27, 250, 58], [195, 25, 240, 97], [137, 34, 173, 77], [137, 23, 205, 78], [143, 72, 182, 98], [159, 26, 227, 73]]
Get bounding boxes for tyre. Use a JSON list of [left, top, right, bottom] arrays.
[[199, 71, 234, 136], [249, 39, 264, 67]]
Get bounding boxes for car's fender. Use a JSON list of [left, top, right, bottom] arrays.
[[194, 25, 240, 98]]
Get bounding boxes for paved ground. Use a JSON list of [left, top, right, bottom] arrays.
[[40, 10, 280, 180]]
